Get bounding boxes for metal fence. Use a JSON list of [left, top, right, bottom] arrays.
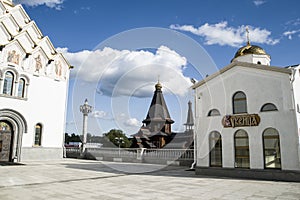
[[65, 147, 194, 161]]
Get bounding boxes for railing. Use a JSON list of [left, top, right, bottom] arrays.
[[65, 147, 194, 161], [88, 148, 138, 159], [65, 147, 81, 158], [143, 148, 194, 160]]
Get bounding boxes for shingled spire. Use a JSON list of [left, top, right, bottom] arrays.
[[142, 81, 174, 134], [184, 101, 194, 131]]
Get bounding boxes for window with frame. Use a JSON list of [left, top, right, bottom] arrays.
[[34, 123, 42, 146], [260, 103, 278, 112], [232, 91, 247, 114], [17, 78, 25, 98], [234, 130, 250, 168], [263, 128, 281, 169], [209, 131, 222, 167], [3, 71, 14, 95], [207, 109, 221, 117]]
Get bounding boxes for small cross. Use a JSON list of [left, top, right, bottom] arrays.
[[246, 26, 250, 45]]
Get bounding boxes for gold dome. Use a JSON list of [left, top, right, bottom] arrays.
[[234, 43, 269, 59], [155, 81, 162, 90]]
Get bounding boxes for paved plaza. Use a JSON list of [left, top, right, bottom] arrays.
[[0, 159, 300, 200]]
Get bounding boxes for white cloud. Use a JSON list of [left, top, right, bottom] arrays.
[[124, 118, 140, 127], [286, 18, 300, 26], [14, 0, 64, 10], [170, 21, 279, 47], [253, 0, 266, 6], [91, 110, 108, 119], [283, 30, 300, 40], [58, 46, 191, 97]]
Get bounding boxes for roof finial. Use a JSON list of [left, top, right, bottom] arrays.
[[246, 26, 251, 46], [155, 75, 162, 90]]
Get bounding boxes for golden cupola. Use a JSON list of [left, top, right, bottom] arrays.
[[232, 27, 271, 66], [233, 43, 269, 59]]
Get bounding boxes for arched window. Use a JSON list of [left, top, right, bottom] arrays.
[[234, 130, 250, 168], [207, 109, 221, 116], [257, 61, 261, 64], [260, 103, 278, 112], [17, 78, 25, 98], [3, 71, 14, 95], [263, 128, 281, 169], [233, 91, 247, 114], [209, 131, 222, 167], [34, 123, 42, 146]]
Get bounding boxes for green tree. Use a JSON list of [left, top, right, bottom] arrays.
[[104, 129, 131, 148]]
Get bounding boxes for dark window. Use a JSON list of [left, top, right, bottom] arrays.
[[17, 78, 25, 97], [234, 130, 250, 168], [209, 131, 222, 167], [261, 103, 278, 112], [233, 91, 247, 114], [263, 128, 281, 169], [257, 61, 261, 64], [208, 109, 221, 116], [3, 71, 14, 95], [34, 124, 42, 146]]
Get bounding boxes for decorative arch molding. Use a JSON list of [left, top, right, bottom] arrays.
[[19, 74, 30, 85], [2, 66, 20, 80], [0, 108, 27, 162]]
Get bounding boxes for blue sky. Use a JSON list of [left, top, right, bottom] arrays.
[[14, 0, 300, 136]]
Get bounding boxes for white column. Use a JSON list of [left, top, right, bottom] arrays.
[[80, 99, 92, 154]]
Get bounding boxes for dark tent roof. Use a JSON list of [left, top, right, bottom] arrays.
[[142, 81, 174, 124]]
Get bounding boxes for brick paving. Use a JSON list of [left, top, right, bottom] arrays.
[[0, 159, 299, 200]]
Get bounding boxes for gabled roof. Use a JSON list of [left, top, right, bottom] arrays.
[[142, 81, 174, 124], [192, 61, 292, 89]]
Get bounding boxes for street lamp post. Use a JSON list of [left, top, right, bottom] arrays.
[[80, 99, 92, 155], [115, 137, 124, 156]]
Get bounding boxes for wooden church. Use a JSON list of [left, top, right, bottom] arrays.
[[131, 81, 194, 149]]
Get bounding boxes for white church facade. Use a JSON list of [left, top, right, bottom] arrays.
[[0, 0, 71, 162], [192, 40, 300, 173]]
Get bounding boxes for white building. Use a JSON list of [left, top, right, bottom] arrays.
[[192, 40, 300, 174], [0, 0, 71, 162], [290, 64, 300, 138]]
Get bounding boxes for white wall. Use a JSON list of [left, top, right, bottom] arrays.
[[194, 65, 300, 170], [0, 1, 70, 161], [0, 72, 68, 147]]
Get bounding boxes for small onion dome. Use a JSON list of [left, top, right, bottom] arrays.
[[233, 43, 270, 59], [155, 81, 162, 90]]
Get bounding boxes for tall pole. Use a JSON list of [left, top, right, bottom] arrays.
[[115, 137, 124, 157], [80, 99, 92, 154]]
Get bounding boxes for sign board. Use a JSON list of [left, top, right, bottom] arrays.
[[222, 114, 260, 128]]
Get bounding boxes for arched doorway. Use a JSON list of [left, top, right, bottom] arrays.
[[0, 109, 27, 162], [0, 121, 14, 162]]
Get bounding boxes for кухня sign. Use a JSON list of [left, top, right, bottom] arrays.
[[222, 114, 260, 128]]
